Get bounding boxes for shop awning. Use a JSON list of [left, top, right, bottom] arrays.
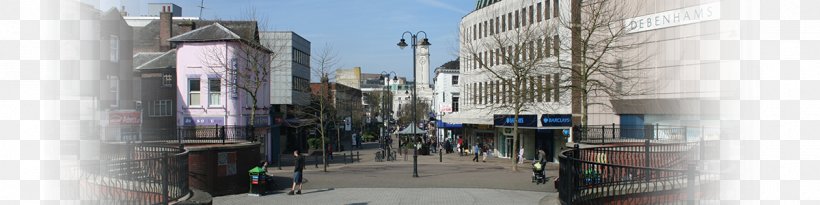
[[397, 126, 427, 135], [436, 120, 463, 128], [441, 110, 493, 125]]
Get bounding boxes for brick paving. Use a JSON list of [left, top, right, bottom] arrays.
[[215, 141, 561, 204]]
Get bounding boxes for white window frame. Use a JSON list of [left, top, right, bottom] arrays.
[[162, 73, 173, 87], [110, 35, 119, 62], [109, 75, 119, 108], [188, 78, 201, 107], [208, 78, 222, 107]]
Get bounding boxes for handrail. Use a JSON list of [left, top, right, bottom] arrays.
[[558, 141, 718, 204]]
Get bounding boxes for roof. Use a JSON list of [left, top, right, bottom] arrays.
[[133, 52, 164, 68], [135, 49, 176, 71], [133, 19, 259, 51], [168, 22, 241, 42]]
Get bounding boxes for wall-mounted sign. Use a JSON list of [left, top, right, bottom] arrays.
[[183, 116, 224, 126], [540, 114, 572, 127], [109, 111, 141, 125], [217, 151, 237, 176], [440, 105, 452, 113], [493, 115, 538, 127], [624, 2, 720, 33]]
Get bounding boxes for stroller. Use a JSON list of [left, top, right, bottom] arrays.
[[532, 161, 547, 184]]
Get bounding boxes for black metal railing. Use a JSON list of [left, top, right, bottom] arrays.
[[80, 145, 189, 205], [573, 124, 707, 144], [140, 125, 268, 144], [558, 143, 719, 204]]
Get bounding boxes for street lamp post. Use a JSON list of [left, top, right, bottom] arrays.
[[397, 31, 430, 178], [380, 71, 397, 161]]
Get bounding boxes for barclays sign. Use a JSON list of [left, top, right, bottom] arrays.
[[540, 114, 572, 127], [493, 114, 538, 127]]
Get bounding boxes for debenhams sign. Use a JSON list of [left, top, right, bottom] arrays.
[[624, 2, 720, 33]]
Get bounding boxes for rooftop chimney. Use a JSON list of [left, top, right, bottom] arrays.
[[159, 5, 173, 51], [119, 6, 127, 16]]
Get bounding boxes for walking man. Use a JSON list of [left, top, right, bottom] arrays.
[[472, 143, 480, 162], [288, 150, 305, 195]]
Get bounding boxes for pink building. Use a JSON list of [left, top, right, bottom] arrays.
[[169, 23, 272, 127]]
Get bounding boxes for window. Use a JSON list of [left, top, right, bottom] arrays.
[[515, 10, 520, 28], [521, 7, 526, 27], [501, 15, 506, 32], [189, 79, 200, 106], [209, 79, 221, 106], [529, 5, 535, 25], [546, 1, 551, 20], [489, 19, 494, 35], [452, 97, 459, 112], [162, 73, 173, 87], [546, 37, 552, 57], [495, 17, 500, 34], [484, 21, 488, 37], [473, 24, 477, 40], [537, 76, 544, 102], [508, 13, 513, 30], [537, 39, 543, 58], [545, 74, 552, 102], [554, 0, 559, 18], [537, 3, 542, 22], [110, 35, 119, 62], [109, 76, 119, 108], [150, 100, 172, 117], [452, 76, 459, 85]]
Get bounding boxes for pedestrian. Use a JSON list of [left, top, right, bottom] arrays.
[[287, 150, 304, 195], [482, 145, 488, 162], [518, 146, 525, 164], [327, 144, 334, 161], [472, 143, 480, 162]]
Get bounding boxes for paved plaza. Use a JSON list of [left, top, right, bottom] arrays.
[[213, 142, 560, 204]]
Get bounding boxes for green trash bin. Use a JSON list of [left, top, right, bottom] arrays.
[[248, 166, 266, 196]]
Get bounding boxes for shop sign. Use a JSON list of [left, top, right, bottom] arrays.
[[183, 116, 224, 126], [109, 111, 141, 125], [624, 2, 720, 33], [493, 115, 538, 127], [540, 114, 572, 127]]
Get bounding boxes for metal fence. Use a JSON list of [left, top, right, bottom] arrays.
[[80, 145, 189, 205], [573, 124, 706, 144], [558, 143, 719, 204], [140, 125, 268, 144]]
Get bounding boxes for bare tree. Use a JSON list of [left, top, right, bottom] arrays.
[[289, 44, 339, 172], [557, 0, 651, 128], [199, 9, 288, 130], [462, 0, 648, 171], [398, 98, 431, 130], [462, 0, 567, 171]]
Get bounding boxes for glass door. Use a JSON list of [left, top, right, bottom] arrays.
[[504, 137, 513, 158]]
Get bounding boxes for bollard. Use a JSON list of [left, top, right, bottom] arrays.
[[439, 149, 442, 162], [357, 151, 360, 162], [314, 155, 318, 168], [344, 153, 347, 164]]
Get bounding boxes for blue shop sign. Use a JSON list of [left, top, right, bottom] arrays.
[[493, 115, 538, 127], [183, 117, 225, 126], [540, 114, 572, 127]]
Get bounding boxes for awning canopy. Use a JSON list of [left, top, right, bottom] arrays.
[[441, 110, 493, 125], [436, 120, 463, 128], [397, 126, 427, 135]]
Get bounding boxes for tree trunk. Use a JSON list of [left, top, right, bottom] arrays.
[[512, 109, 520, 172]]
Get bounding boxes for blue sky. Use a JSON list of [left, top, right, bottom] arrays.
[[95, 0, 476, 82]]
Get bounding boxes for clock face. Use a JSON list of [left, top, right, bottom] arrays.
[[419, 56, 427, 65]]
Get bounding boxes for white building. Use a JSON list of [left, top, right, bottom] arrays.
[[447, 0, 573, 162], [432, 63, 461, 143]]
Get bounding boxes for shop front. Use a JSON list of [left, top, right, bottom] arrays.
[[490, 114, 572, 162]]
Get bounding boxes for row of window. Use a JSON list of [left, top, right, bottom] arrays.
[[149, 99, 173, 117], [293, 76, 310, 92], [466, 74, 560, 105], [188, 78, 222, 107], [468, 0, 560, 42], [466, 35, 559, 71], [292, 48, 310, 67]]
